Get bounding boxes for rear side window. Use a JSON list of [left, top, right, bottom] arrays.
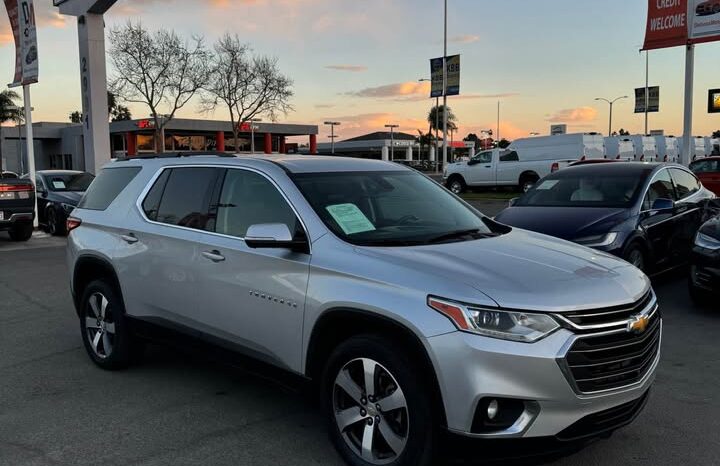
[[153, 167, 221, 231], [78, 167, 141, 211], [643, 169, 676, 210], [670, 168, 700, 199], [142, 169, 170, 221]]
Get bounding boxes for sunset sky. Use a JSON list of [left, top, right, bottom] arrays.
[[2, 0, 720, 142]]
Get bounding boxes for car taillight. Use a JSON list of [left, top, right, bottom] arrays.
[[66, 217, 82, 233], [551, 162, 559, 172], [0, 183, 33, 192]]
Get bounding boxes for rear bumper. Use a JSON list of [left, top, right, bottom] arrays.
[[0, 211, 35, 229]]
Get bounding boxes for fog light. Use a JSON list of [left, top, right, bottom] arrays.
[[487, 399, 499, 420]]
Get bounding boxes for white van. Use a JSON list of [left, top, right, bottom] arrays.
[[626, 135, 657, 161], [654, 136, 680, 163], [443, 133, 605, 193], [705, 137, 720, 157], [604, 137, 635, 161]]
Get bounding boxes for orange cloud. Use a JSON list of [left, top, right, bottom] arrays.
[[325, 64, 367, 72], [0, 30, 13, 46], [450, 34, 480, 44], [546, 106, 598, 123], [346, 81, 431, 99]]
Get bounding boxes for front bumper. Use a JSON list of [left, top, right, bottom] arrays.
[[426, 321, 659, 439], [690, 246, 720, 292]]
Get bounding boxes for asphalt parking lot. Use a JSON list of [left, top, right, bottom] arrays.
[[1, 232, 719, 466]]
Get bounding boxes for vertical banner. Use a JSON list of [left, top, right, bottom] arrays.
[[635, 86, 661, 113], [643, 0, 689, 50], [4, 0, 39, 87], [429, 55, 461, 97]]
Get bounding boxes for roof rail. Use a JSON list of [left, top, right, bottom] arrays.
[[115, 151, 237, 161]]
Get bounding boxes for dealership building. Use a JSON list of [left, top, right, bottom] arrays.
[[0, 118, 319, 174], [316, 131, 473, 161]]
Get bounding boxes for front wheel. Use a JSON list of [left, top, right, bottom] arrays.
[[623, 243, 647, 272], [322, 335, 435, 466], [46, 207, 66, 236], [447, 177, 466, 195]]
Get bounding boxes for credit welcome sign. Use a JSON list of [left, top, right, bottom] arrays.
[[644, 0, 720, 50]]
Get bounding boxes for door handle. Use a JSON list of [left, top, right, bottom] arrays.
[[120, 233, 138, 244], [202, 250, 225, 263]]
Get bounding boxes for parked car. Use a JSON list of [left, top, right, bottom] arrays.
[[444, 133, 605, 193], [689, 201, 720, 305], [68, 154, 659, 466], [0, 176, 35, 241], [696, 0, 720, 16], [495, 163, 715, 272], [689, 156, 720, 195], [24, 170, 94, 235]]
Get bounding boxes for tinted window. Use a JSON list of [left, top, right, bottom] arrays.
[[142, 169, 170, 221], [155, 167, 220, 231], [45, 173, 94, 192], [690, 159, 718, 173], [215, 169, 299, 238], [517, 171, 643, 208], [643, 169, 676, 210], [78, 167, 141, 211], [499, 151, 519, 162], [670, 168, 701, 199]]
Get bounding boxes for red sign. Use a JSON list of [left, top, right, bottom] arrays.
[[643, 0, 689, 50], [239, 122, 251, 132], [136, 119, 155, 129]]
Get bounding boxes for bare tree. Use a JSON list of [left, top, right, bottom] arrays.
[[108, 21, 210, 152], [202, 34, 293, 152]]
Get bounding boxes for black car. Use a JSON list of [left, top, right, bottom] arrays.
[[494, 163, 716, 273], [27, 170, 94, 236], [689, 200, 720, 305], [0, 175, 35, 241]]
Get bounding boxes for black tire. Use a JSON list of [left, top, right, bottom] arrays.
[[79, 280, 142, 370], [8, 222, 33, 241], [447, 176, 466, 195], [518, 173, 539, 193], [623, 243, 647, 272], [46, 207, 65, 236], [322, 334, 435, 466]]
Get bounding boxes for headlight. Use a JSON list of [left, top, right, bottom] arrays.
[[575, 232, 618, 247], [428, 296, 560, 343], [696, 232, 720, 250], [61, 203, 75, 213]]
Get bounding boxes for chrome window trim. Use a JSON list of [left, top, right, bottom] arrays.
[[133, 163, 313, 254], [639, 166, 704, 214]]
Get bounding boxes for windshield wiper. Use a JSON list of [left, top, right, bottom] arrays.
[[426, 229, 498, 244]]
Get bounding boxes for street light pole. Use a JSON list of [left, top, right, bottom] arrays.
[[442, 0, 448, 173], [249, 118, 262, 154], [595, 96, 628, 137], [385, 124, 399, 161], [419, 78, 439, 165], [324, 121, 341, 154]]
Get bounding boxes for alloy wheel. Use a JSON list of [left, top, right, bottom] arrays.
[[333, 358, 409, 465], [450, 181, 463, 194], [627, 249, 644, 270], [85, 292, 116, 359]]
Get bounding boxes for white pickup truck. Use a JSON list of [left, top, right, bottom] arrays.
[[443, 133, 605, 193]]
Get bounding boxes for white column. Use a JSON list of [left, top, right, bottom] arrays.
[[78, 14, 112, 174], [429, 146, 436, 162], [681, 44, 695, 166], [23, 85, 38, 228], [381, 146, 389, 161], [406, 146, 413, 161]]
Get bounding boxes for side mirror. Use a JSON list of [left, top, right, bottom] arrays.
[[651, 198, 674, 212], [245, 223, 308, 253]]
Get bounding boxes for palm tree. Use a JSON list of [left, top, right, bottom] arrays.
[[427, 104, 458, 141], [0, 89, 23, 172]]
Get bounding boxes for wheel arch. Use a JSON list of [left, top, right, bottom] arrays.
[[305, 307, 448, 427], [72, 255, 123, 316], [518, 170, 540, 185]]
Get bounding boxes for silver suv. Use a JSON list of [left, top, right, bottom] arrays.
[[67, 154, 660, 466]]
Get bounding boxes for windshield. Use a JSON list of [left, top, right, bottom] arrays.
[[46, 173, 95, 192], [292, 170, 503, 246], [516, 171, 643, 208]]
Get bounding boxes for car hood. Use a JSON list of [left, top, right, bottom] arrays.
[[494, 206, 630, 241], [358, 229, 649, 312], [50, 191, 84, 205]]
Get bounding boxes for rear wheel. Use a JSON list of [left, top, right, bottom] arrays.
[[447, 176, 466, 195], [8, 222, 33, 241], [80, 280, 142, 370], [46, 207, 65, 236], [322, 335, 435, 466], [519, 173, 539, 193]]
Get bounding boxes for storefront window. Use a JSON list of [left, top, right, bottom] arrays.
[[137, 134, 155, 152], [173, 136, 191, 151], [191, 136, 205, 151]]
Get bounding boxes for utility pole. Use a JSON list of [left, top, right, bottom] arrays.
[[681, 44, 695, 166], [645, 50, 649, 135], [324, 121, 341, 154], [442, 0, 448, 172]]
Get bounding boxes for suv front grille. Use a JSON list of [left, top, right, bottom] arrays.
[[558, 291, 661, 394], [558, 290, 653, 329]]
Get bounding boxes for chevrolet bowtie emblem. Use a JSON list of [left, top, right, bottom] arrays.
[[627, 314, 650, 335]]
